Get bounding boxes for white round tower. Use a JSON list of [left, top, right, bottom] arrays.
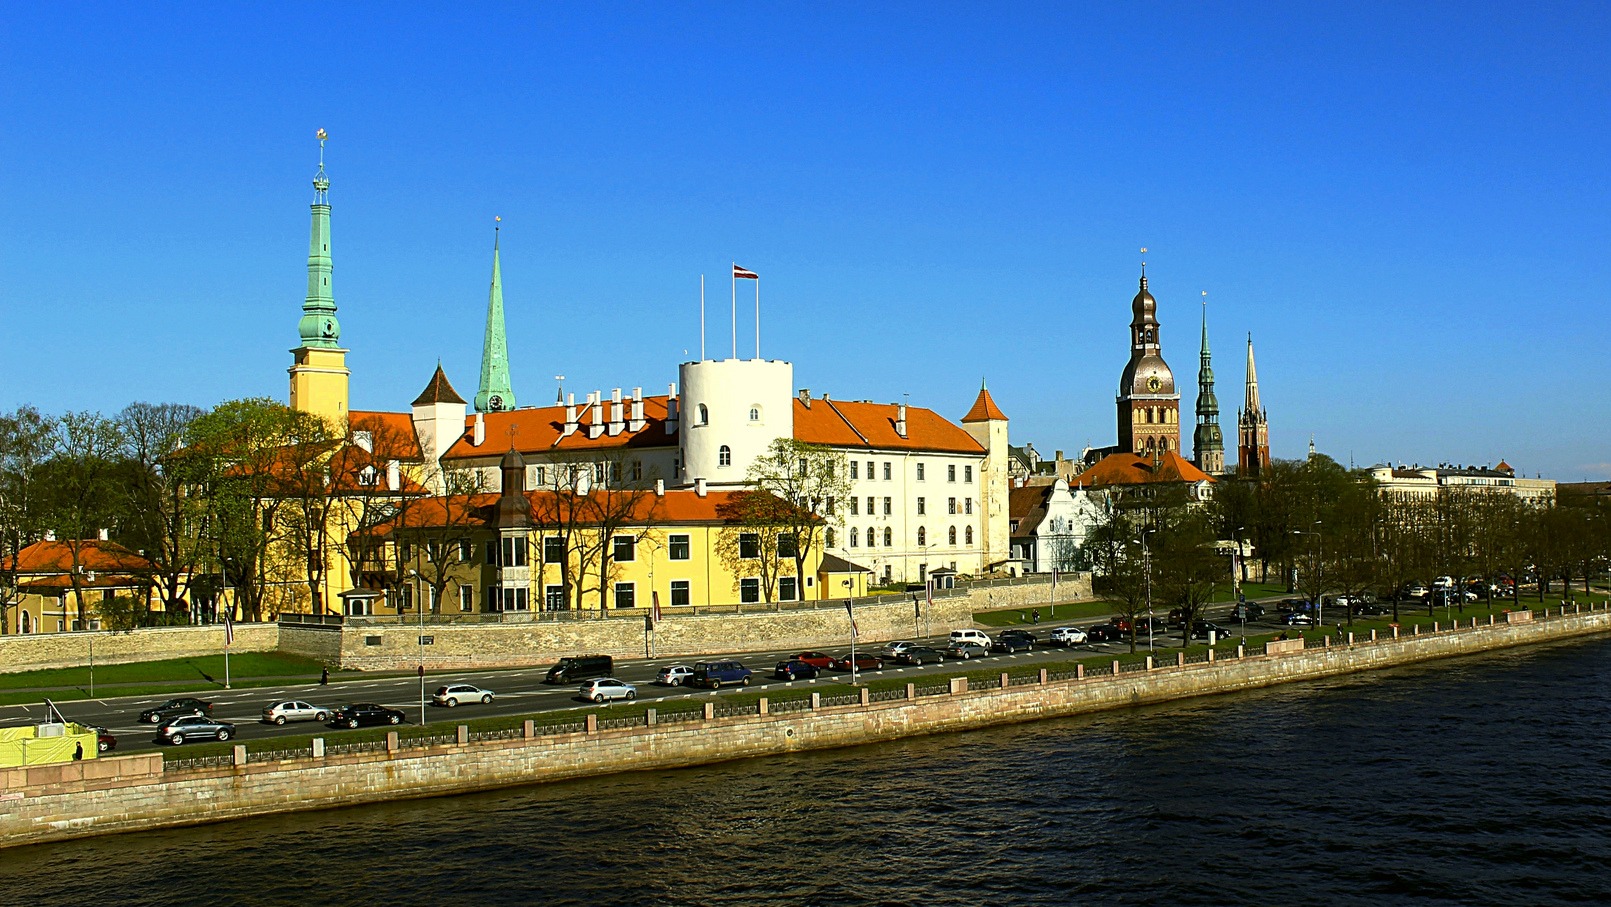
[[679, 358, 794, 487]]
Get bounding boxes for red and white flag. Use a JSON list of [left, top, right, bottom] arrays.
[[652, 590, 662, 624], [223, 610, 234, 648], [844, 601, 858, 638], [732, 264, 759, 279]]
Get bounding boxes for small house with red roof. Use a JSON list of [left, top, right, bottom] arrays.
[[3, 536, 159, 634]]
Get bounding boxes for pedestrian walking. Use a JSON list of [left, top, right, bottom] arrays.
[[1032, 609, 1040, 625], [73, 742, 83, 761], [320, 667, 329, 685]]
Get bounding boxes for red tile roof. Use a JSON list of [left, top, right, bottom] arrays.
[[795, 399, 984, 454], [1071, 451, 1215, 488], [441, 396, 676, 461], [4, 540, 154, 575], [371, 488, 766, 532], [348, 411, 423, 459], [961, 386, 1007, 423]]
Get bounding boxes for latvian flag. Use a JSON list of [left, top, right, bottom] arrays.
[[845, 601, 858, 638], [223, 610, 234, 647], [733, 264, 759, 279]]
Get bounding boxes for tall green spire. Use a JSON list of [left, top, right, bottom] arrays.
[[475, 221, 516, 413], [1193, 290, 1225, 474], [296, 129, 341, 348]]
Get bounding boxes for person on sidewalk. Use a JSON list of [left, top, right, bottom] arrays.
[[320, 667, 329, 685]]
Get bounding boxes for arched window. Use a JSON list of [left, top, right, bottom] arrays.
[[948, 526, 957, 545], [749, 405, 762, 422], [826, 528, 836, 547], [718, 445, 732, 467], [697, 404, 709, 425], [965, 525, 974, 545], [883, 527, 893, 546], [866, 526, 876, 547], [917, 526, 926, 546]]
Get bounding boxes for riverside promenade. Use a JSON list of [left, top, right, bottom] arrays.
[[5, 602, 1607, 849]]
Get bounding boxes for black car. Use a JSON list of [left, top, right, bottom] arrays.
[[329, 703, 406, 729], [1352, 602, 1389, 616], [1229, 602, 1265, 622], [139, 697, 213, 724], [895, 645, 946, 666], [774, 659, 820, 680], [995, 630, 1036, 653], [1084, 625, 1118, 643], [1192, 621, 1236, 640]]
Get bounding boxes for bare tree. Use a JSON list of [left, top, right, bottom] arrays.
[[40, 412, 126, 627], [116, 401, 208, 622], [745, 439, 848, 600], [0, 406, 58, 633], [716, 490, 799, 605]]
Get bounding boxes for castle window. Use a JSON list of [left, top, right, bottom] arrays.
[[719, 445, 732, 467], [826, 528, 836, 547], [948, 526, 958, 545], [966, 525, 974, 545], [917, 526, 927, 546], [883, 527, 893, 546], [698, 404, 709, 425], [850, 528, 859, 547], [749, 405, 762, 422], [917, 497, 926, 515], [883, 462, 892, 480], [917, 463, 926, 481], [867, 526, 876, 547], [964, 465, 972, 483], [850, 461, 859, 480]]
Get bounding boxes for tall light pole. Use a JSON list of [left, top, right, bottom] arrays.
[[411, 569, 426, 725], [1141, 528, 1155, 652], [1294, 521, 1323, 628]]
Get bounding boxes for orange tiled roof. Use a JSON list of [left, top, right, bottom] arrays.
[[961, 386, 1007, 423], [441, 397, 676, 461], [3, 539, 154, 576], [370, 488, 769, 533], [794, 399, 984, 454], [348, 411, 423, 459], [1071, 451, 1215, 488]]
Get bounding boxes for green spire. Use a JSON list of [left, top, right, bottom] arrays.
[[475, 221, 516, 413], [297, 128, 341, 348]]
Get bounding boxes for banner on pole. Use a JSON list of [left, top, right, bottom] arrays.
[[844, 601, 858, 638], [652, 590, 662, 624], [223, 610, 234, 648]]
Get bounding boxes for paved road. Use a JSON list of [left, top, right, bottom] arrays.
[[4, 602, 1300, 756]]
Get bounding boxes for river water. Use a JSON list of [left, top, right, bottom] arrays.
[[10, 636, 1611, 907]]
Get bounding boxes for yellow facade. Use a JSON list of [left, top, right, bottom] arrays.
[[288, 346, 350, 428]]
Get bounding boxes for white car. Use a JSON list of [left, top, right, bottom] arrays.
[[1049, 626, 1088, 646], [881, 641, 915, 658], [655, 664, 694, 686], [261, 700, 332, 725], [948, 628, 993, 651], [432, 683, 494, 707], [579, 678, 637, 703]]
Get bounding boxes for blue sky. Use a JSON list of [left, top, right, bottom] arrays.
[[3, 4, 1608, 479]]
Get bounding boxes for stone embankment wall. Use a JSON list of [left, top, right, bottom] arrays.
[[0, 624, 279, 674], [2, 603, 1604, 850]]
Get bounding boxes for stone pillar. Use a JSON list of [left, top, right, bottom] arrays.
[[1371, 629, 1377, 641], [702, 702, 715, 720], [1076, 664, 1085, 680], [758, 698, 769, 716], [1146, 656, 1154, 671], [906, 683, 916, 699], [645, 709, 656, 726], [312, 738, 325, 758], [586, 714, 598, 733], [1112, 659, 1121, 674], [1038, 668, 1048, 684], [233, 744, 247, 767], [1176, 652, 1185, 667], [1000, 672, 1010, 688], [1207, 648, 1214, 663], [810, 692, 821, 710], [456, 725, 469, 746], [1347, 632, 1354, 645], [524, 719, 535, 737], [386, 731, 399, 752], [949, 677, 968, 694], [1237, 645, 1245, 658], [859, 688, 870, 705]]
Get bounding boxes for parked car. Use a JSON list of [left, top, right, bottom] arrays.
[[1049, 626, 1088, 646], [92, 727, 116, 753], [790, 651, 836, 669], [156, 714, 236, 745], [1134, 616, 1168, 635], [948, 628, 993, 650], [1284, 613, 1317, 627], [945, 641, 988, 659], [774, 659, 820, 680], [1109, 616, 1132, 633], [881, 641, 915, 658], [894, 645, 946, 665], [995, 629, 1036, 653], [1352, 602, 1389, 616], [1401, 584, 1429, 599], [578, 678, 637, 703], [140, 697, 213, 724], [544, 655, 614, 684], [330, 703, 406, 728], [1432, 575, 1455, 591], [261, 700, 332, 725], [1193, 621, 1235, 640], [832, 653, 884, 672], [1278, 599, 1314, 614], [655, 664, 694, 686], [691, 661, 753, 689], [1229, 602, 1265, 622], [1084, 625, 1118, 643], [432, 684, 494, 707]]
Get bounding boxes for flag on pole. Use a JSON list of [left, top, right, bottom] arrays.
[[925, 579, 934, 611], [733, 265, 759, 279], [652, 590, 662, 624], [844, 600, 858, 638], [223, 610, 234, 648]]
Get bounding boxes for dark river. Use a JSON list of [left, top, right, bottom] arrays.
[[10, 636, 1611, 907]]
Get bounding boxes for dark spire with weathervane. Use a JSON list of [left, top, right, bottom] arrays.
[[1193, 290, 1225, 475]]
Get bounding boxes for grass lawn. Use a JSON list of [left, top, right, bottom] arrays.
[[0, 653, 345, 707]]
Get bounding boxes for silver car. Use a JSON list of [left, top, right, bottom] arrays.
[[578, 678, 637, 703], [261, 700, 331, 725], [432, 683, 495, 707], [157, 714, 236, 745]]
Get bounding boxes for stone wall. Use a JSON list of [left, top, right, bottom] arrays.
[[0, 624, 279, 674], [2, 604, 1604, 849]]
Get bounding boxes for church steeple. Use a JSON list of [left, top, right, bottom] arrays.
[[1116, 249, 1180, 459], [1192, 290, 1225, 475], [288, 128, 349, 426], [1237, 333, 1271, 476], [475, 219, 517, 413]]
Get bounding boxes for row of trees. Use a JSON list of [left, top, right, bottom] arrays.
[[1087, 455, 1611, 651]]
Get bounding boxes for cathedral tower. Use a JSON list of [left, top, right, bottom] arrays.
[[1192, 292, 1225, 475], [1116, 264, 1180, 459], [1237, 334, 1271, 476], [475, 222, 517, 413], [288, 128, 350, 426]]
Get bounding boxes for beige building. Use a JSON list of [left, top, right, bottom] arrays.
[[1364, 460, 1555, 503]]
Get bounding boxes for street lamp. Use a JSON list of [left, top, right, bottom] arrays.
[[1140, 528, 1155, 652], [410, 569, 426, 725], [1293, 521, 1323, 629]]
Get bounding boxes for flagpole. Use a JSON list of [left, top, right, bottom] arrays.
[[754, 276, 760, 359], [730, 263, 737, 360], [700, 274, 706, 361]]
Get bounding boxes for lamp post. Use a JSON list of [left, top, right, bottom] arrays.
[[411, 569, 426, 725], [1141, 528, 1155, 652], [1294, 521, 1323, 629]]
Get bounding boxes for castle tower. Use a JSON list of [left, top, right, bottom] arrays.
[[1238, 334, 1271, 476], [1192, 292, 1226, 475], [411, 363, 468, 491], [288, 129, 350, 426], [1116, 265, 1180, 458], [962, 381, 1010, 573], [475, 222, 517, 413], [678, 357, 794, 487]]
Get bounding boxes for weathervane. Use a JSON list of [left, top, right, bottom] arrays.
[[1140, 246, 1148, 278], [555, 375, 565, 405]]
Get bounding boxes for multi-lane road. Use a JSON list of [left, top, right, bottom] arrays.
[[5, 605, 1286, 756]]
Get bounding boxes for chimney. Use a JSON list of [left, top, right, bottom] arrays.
[[609, 388, 625, 436], [695, 477, 707, 497], [588, 393, 605, 439], [564, 393, 578, 437], [895, 402, 907, 439], [98, 528, 109, 541], [353, 430, 373, 452], [473, 412, 486, 447], [655, 478, 665, 497], [666, 383, 680, 435], [798, 388, 811, 409], [630, 387, 645, 431], [386, 460, 401, 491]]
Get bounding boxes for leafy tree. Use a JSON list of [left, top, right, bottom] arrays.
[[39, 411, 126, 628], [115, 401, 207, 621], [1152, 506, 1224, 647], [745, 439, 849, 600], [715, 490, 801, 605], [0, 406, 57, 634], [1084, 494, 1150, 653]]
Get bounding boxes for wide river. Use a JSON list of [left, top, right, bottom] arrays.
[[10, 636, 1611, 906]]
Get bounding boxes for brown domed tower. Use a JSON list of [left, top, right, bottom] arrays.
[[1116, 270, 1181, 459]]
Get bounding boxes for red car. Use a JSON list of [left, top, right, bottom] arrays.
[[831, 653, 884, 672], [791, 651, 835, 668]]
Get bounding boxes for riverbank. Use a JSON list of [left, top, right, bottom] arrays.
[[4, 602, 1607, 849]]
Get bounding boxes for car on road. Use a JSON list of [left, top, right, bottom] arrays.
[[1229, 602, 1266, 622], [1284, 613, 1317, 627], [994, 629, 1036, 653], [655, 664, 694, 686], [1049, 626, 1088, 646], [139, 697, 213, 724], [945, 641, 988, 659], [881, 641, 915, 658], [578, 678, 637, 703], [1084, 625, 1119, 643], [948, 629, 993, 650], [91, 726, 116, 753], [1401, 584, 1429, 599], [1352, 602, 1389, 616], [330, 703, 406, 728], [156, 714, 236, 745], [894, 645, 946, 665], [544, 655, 614, 684], [432, 684, 494, 707], [831, 653, 884, 672], [1278, 599, 1315, 615], [261, 700, 332, 725], [774, 659, 820, 680], [790, 651, 836, 669], [1192, 621, 1236, 640], [691, 661, 753, 688]]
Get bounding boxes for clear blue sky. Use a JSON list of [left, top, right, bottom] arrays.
[[3, 4, 1608, 479]]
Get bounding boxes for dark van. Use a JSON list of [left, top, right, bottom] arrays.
[[544, 655, 614, 684]]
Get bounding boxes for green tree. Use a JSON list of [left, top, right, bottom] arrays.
[[39, 411, 126, 628], [745, 439, 849, 600], [0, 406, 58, 634], [116, 401, 208, 621]]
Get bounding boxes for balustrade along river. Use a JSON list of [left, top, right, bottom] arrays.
[[10, 635, 1611, 906]]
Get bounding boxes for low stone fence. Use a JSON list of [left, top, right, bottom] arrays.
[[0, 623, 279, 674], [3, 600, 1606, 849]]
